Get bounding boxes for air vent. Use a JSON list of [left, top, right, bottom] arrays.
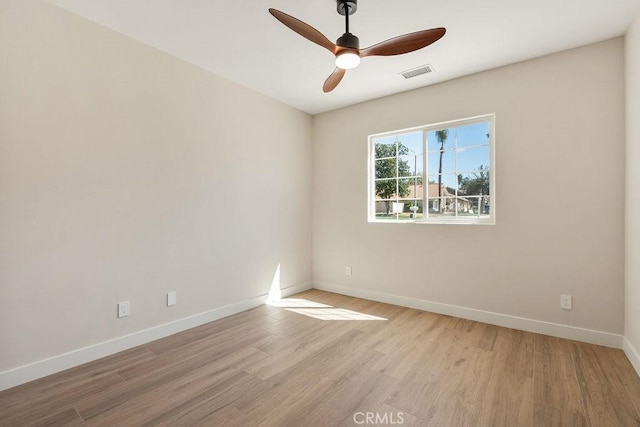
[[400, 64, 434, 79]]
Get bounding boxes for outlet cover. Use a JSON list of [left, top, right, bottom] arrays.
[[345, 266, 352, 276], [118, 301, 130, 318], [167, 291, 177, 307], [560, 295, 572, 310]]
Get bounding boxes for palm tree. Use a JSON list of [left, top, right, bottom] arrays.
[[435, 129, 449, 213]]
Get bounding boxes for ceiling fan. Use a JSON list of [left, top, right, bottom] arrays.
[[268, 0, 446, 93]]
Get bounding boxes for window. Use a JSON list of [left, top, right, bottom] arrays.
[[368, 114, 495, 224]]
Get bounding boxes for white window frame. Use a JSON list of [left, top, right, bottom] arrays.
[[368, 114, 496, 225]]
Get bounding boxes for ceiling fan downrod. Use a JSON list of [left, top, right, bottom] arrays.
[[336, 0, 359, 50]]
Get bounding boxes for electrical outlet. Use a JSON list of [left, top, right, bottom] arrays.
[[167, 291, 177, 307], [346, 266, 352, 276], [118, 301, 130, 318], [560, 295, 572, 310]]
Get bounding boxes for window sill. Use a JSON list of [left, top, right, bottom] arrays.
[[369, 218, 495, 225]]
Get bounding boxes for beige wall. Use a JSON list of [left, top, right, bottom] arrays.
[[313, 38, 625, 334], [626, 12, 640, 360], [0, 0, 312, 372]]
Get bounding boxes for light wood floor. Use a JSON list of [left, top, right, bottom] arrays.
[[1, 289, 640, 426]]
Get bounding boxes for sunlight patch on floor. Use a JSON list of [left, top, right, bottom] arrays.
[[285, 307, 387, 321], [267, 297, 387, 320]]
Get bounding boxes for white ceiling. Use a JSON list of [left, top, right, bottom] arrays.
[[49, 0, 640, 115]]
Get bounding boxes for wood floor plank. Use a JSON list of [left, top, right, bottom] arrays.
[[179, 404, 250, 426], [79, 366, 246, 425], [608, 347, 640, 416], [465, 321, 500, 351], [291, 366, 399, 426], [1, 290, 639, 426], [139, 374, 271, 426], [75, 346, 269, 423], [420, 340, 496, 425], [365, 404, 423, 427], [493, 327, 535, 377], [118, 328, 271, 382], [572, 343, 640, 426], [34, 407, 85, 427], [396, 326, 466, 385], [533, 402, 587, 427], [232, 367, 336, 424], [0, 347, 152, 414], [533, 349, 586, 417], [476, 366, 534, 426], [534, 333, 579, 356], [0, 373, 126, 425], [246, 323, 362, 380], [143, 310, 277, 356]]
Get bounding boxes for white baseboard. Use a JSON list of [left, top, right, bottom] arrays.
[[623, 337, 640, 377], [0, 282, 312, 392], [312, 281, 623, 349]]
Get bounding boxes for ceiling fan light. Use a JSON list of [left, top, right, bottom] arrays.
[[335, 51, 360, 69]]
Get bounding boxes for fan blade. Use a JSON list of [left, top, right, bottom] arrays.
[[360, 27, 446, 58], [323, 68, 346, 93], [269, 9, 336, 54]]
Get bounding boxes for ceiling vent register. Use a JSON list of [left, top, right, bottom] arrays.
[[400, 64, 434, 79]]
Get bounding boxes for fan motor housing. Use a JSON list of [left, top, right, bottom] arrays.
[[337, 0, 357, 16], [336, 32, 360, 49]]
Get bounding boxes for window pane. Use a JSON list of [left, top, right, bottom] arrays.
[[396, 131, 423, 156], [456, 122, 491, 148], [398, 199, 423, 220], [460, 196, 491, 216], [396, 178, 413, 200], [399, 154, 423, 177], [452, 196, 473, 216], [457, 168, 490, 196], [427, 174, 457, 196], [374, 196, 400, 219], [374, 137, 397, 159], [456, 145, 490, 173], [375, 178, 399, 201], [374, 196, 413, 220], [481, 197, 491, 215], [427, 175, 457, 213], [375, 158, 398, 179], [427, 198, 456, 217], [375, 210, 400, 220], [427, 128, 454, 152], [427, 150, 455, 175], [410, 200, 424, 219], [397, 156, 414, 178], [403, 176, 422, 199]]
